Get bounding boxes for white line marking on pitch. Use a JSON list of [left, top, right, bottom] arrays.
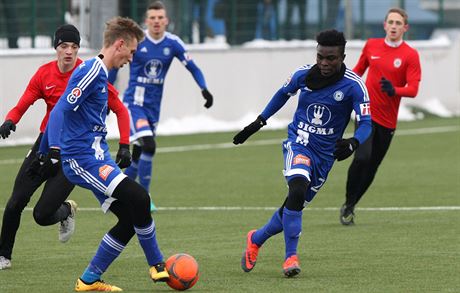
[[2, 206, 459, 212]]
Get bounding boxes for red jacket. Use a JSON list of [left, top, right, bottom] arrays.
[[4, 59, 129, 144], [353, 38, 421, 129]]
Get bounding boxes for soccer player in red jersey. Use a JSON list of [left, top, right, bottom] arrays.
[[339, 7, 421, 225], [0, 24, 131, 270]]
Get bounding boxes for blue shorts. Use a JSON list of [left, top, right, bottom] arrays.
[[282, 140, 334, 204], [62, 154, 126, 212], [127, 104, 158, 142]]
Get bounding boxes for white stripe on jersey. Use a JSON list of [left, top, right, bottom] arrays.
[[78, 60, 102, 92], [344, 70, 369, 102], [68, 159, 107, 193], [103, 234, 125, 252], [284, 141, 294, 173]]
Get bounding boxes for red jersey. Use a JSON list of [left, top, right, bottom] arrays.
[[4, 59, 129, 144], [353, 38, 421, 129]]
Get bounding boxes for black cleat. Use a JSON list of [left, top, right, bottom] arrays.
[[340, 204, 355, 225]]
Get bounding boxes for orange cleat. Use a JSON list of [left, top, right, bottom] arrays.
[[241, 230, 260, 272], [283, 255, 301, 278]]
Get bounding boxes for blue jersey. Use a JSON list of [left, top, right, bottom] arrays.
[[262, 64, 371, 161], [47, 56, 110, 157], [123, 31, 207, 121]]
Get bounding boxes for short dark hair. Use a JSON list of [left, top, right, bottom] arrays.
[[316, 29, 347, 55], [147, 1, 166, 11]]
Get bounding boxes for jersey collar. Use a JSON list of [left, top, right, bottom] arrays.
[[145, 29, 166, 44], [384, 38, 403, 48]]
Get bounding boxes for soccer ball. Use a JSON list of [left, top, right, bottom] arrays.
[[165, 253, 199, 291]]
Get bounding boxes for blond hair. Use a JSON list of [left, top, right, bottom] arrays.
[[385, 7, 409, 25], [103, 16, 144, 48]]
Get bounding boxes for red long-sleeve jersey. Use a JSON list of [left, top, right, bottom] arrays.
[[4, 59, 129, 144], [353, 38, 421, 129]]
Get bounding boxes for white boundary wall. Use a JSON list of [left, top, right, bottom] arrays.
[[0, 37, 459, 146]]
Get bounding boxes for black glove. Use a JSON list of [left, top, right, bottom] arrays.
[[0, 120, 16, 139], [38, 148, 61, 179], [201, 89, 213, 108], [380, 77, 395, 97], [116, 143, 132, 169], [233, 115, 267, 145], [333, 138, 359, 161]]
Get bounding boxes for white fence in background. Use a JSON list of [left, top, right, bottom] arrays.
[[0, 37, 459, 147]]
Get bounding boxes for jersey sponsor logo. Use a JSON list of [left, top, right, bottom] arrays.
[[99, 165, 114, 181], [67, 87, 82, 104], [144, 59, 163, 78], [393, 58, 402, 68], [307, 103, 331, 126], [136, 118, 149, 129], [333, 90, 344, 101], [371, 56, 380, 60], [45, 84, 56, 90], [163, 47, 171, 56], [293, 154, 311, 166], [359, 102, 371, 116]]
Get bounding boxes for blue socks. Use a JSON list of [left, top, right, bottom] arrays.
[[252, 209, 283, 246], [282, 207, 302, 259], [80, 234, 125, 283], [134, 220, 163, 266], [138, 153, 153, 191]]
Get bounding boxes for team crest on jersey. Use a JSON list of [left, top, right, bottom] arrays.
[[99, 165, 114, 181], [306, 103, 331, 126], [293, 154, 311, 166], [163, 47, 171, 56], [393, 58, 402, 68], [67, 87, 82, 104], [333, 90, 344, 101], [359, 102, 371, 116], [144, 59, 163, 78]]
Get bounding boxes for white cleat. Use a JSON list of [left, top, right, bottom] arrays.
[[59, 200, 78, 243], [0, 256, 12, 270]]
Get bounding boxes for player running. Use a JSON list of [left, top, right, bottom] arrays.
[[339, 7, 421, 225], [234, 29, 372, 277], [0, 24, 131, 271], [109, 1, 214, 211]]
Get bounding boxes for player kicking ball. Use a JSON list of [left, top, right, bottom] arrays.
[[40, 17, 169, 291]]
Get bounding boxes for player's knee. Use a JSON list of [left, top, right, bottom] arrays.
[[32, 208, 48, 226], [141, 137, 156, 155], [285, 176, 310, 211], [132, 144, 142, 161], [112, 178, 150, 212]]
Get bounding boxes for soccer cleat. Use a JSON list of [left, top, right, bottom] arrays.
[[283, 255, 301, 277], [59, 200, 78, 243], [0, 256, 11, 270], [340, 204, 355, 226], [150, 262, 169, 282], [150, 200, 157, 212], [241, 229, 260, 272], [75, 278, 122, 291]]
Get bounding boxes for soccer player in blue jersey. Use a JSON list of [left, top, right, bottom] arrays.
[[110, 1, 214, 211], [40, 17, 169, 291], [233, 29, 372, 278]]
